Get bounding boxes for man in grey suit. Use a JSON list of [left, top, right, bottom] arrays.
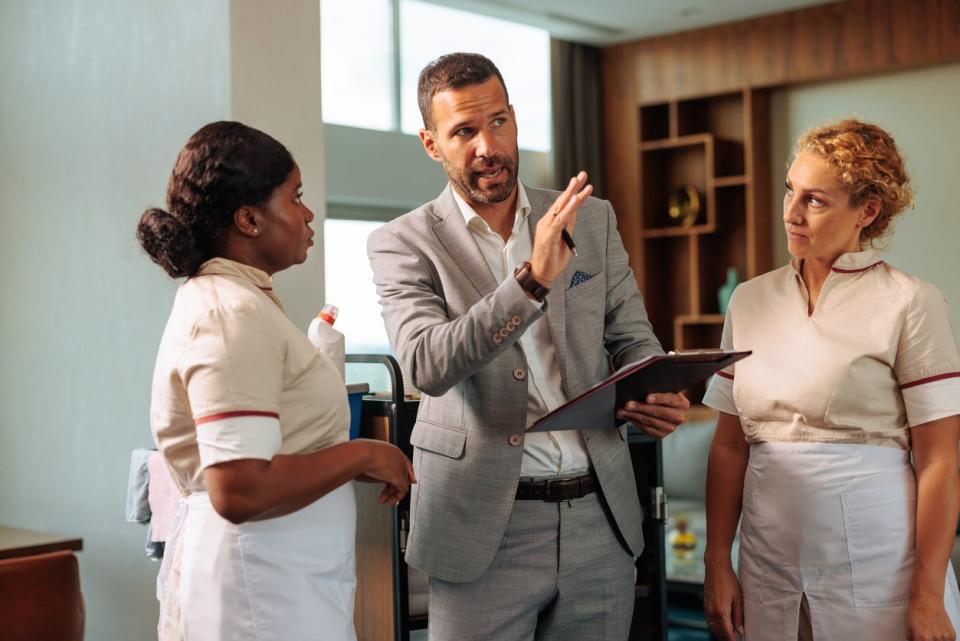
[[368, 53, 688, 641]]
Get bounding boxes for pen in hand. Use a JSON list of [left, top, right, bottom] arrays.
[[560, 228, 578, 256]]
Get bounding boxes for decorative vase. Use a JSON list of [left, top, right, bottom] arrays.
[[717, 267, 738, 315]]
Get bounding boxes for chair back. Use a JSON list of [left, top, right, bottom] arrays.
[[0, 550, 84, 641]]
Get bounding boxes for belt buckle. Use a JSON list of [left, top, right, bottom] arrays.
[[543, 479, 556, 502]]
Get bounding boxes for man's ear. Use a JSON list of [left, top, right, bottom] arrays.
[[858, 199, 881, 228], [233, 205, 262, 238], [419, 128, 443, 163]]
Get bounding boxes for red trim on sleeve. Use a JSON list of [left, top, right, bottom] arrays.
[[716, 370, 734, 380], [831, 261, 884, 274], [195, 410, 280, 425], [900, 372, 960, 390]]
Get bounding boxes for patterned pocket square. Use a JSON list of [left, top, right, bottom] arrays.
[[569, 270, 595, 288]]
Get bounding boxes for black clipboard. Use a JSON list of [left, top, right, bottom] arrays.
[[527, 350, 751, 432]]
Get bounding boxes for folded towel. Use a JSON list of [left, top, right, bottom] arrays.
[[147, 452, 181, 542]]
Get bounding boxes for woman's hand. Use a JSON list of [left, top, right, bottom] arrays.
[[355, 439, 416, 506], [703, 560, 744, 641], [907, 594, 956, 641]]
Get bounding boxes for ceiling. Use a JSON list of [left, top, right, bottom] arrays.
[[423, 0, 842, 45]]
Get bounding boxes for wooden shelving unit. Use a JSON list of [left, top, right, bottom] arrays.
[[628, 89, 772, 404]]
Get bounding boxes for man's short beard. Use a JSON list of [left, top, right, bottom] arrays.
[[441, 148, 520, 205]]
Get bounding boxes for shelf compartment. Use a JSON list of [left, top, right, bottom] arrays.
[[642, 236, 693, 349], [677, 91, 745, 141], [713, 137, 745, 177], [697, 187, 747, 316], [639, 102, 670, 141], [673, 316, 725, 352], [640, 139, 711, 233]]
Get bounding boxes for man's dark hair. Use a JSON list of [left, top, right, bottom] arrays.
[[417, 53, 509, 130]]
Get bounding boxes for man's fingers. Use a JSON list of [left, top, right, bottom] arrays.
[[549, 174, 581, 216], [616, 411, 676, 438], [620, 402, 685, 426], [549, 172, 588, 221], [645, 392, 690, 408]]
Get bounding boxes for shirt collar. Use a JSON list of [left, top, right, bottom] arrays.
[[452, 182, 531, 237], [789, 247, 884, 277], [194, 257, 283, 309]]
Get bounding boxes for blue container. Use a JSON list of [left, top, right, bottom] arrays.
[[346, 383, 369, 440]]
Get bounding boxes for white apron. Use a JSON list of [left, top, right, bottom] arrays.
[[159, 482, 357, 641], [739, 442, 960, 641]]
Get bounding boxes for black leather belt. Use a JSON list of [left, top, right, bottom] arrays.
[[515, 473, 597, 502]]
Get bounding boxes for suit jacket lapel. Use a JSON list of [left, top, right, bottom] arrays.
[[432, 185, 499, 297], [527, 187, 570, 393]]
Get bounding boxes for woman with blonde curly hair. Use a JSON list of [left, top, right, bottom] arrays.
[[702, 119, 960, 641]]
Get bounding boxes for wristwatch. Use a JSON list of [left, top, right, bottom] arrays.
[[514, 261, 550, 302]]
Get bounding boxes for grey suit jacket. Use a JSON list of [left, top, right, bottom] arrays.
[[367, 184, 663, 582]]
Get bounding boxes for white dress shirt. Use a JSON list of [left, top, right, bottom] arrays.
[[452, 183, 591, 478]]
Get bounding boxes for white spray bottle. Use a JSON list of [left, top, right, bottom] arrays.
[[307, 303, 345, 380]]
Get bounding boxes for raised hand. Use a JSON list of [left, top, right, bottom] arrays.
[[530, 171, 592, 287]]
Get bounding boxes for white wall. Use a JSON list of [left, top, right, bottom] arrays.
[[230, 0, 326, 328], [769, 62, 960, 337], [0, 1, 324, 639]]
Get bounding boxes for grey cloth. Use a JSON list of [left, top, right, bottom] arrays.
[[127, 448, 166, 560], [126, 448, 153, 523], [368, 184, 663, 584], [427, 492, 635, 641]]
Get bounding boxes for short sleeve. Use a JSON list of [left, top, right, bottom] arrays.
[[180, 303, 283, 467], [896, 283, 960, 427], [703, 289, 738, 415]]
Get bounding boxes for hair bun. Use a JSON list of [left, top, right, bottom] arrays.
[[137, 208, 204, 278]]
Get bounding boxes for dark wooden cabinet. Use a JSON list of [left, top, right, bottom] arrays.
[[610, 89, 773, 406]]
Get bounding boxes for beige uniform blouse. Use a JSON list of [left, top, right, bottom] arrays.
[[149, 257, 349, 495], [703, 249, 960, 450]]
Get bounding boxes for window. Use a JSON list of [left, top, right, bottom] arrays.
[[398, 0, 552, 152], [320, 0, 395, 130], [323, 218, 394, 390], [320, 0, 552, 152]]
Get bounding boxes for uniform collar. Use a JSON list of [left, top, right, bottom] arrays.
[[194, 257, 283, 309], [790, 248, 884, 277], [452, 181, 531, 237]]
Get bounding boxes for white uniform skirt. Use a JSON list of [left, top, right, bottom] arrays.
[[168, 482, 357, 641], [740, 442, 960, 641]]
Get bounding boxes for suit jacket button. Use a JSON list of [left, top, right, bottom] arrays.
[[498, 327, 510, 338], [508, 433, 522, 447], [511, 315, 522, 325], [513, 367, 526, 380], [493, 334, 503, 344]]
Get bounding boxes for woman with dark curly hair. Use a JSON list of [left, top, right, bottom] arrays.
[[139, 121, 415, 641], [702, 119, 960, 641]]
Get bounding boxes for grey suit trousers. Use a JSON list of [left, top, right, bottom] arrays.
[[427, 491, 635, 641]]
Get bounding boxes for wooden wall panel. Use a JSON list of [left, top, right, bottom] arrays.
[[604, 0, 960, 105], [601, 43, 644, 283]]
